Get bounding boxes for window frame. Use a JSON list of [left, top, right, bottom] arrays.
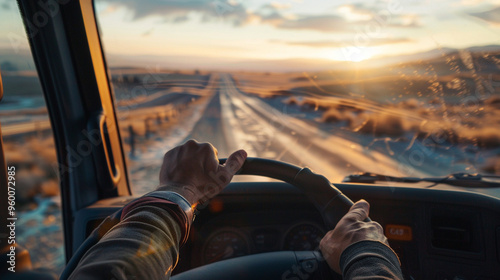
[[17, 0, 131, 260]]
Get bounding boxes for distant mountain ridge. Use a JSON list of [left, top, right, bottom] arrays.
[[0, 49, 37, 72], [1, 45, 500, 73], [360, 45, 500, 69]]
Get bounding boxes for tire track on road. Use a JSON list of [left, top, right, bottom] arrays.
[[218, 74, 412, 181]]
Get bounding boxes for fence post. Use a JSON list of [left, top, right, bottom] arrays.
[[145, 118, 150, 139], [35, 121, 42, 139], [129, 125, 135, 157], [157, 113, 162, 125]]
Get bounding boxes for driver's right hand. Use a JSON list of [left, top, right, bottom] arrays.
[[319, 200, 389, 274]]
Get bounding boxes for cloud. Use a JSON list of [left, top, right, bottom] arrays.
[[172, 15, 190, 23], [469, 6, 500, 24], [277, 37, 412, 48], [337, 3, 375, 21], [100, 0, 421, 33], [336, 2, 422, 28], [460, 0, 487, 6], [141, 28, 154, 37], [259, 2, 291, 11], [389, 14, 422, 28], [253, 3, 362, 33], [1, 1, 10, 10], [265, 12, 421, 33], [103, 0, 250, 26], [257, 11, 286, 25], [101, 0, 358, 33], [275, 15, 354, 32]]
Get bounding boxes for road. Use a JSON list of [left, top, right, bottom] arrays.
[[1, 118, 52, 137], [118, 74, 218, 110], [1, 72, 412, 188], [183, 74, 409, 181]]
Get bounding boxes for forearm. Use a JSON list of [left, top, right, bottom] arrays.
[[65, 141, 244, 280], [68, 202, 183, 280], [340, 241, 404, 280]]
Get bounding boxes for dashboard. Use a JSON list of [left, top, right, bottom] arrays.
[[78, 181, 500, 279], [171, 182, 500, 279]]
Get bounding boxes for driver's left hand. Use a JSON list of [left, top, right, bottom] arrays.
[[157, 139, 247, 206]]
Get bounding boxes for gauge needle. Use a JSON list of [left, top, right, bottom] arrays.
[[209, 246, 234, 263]]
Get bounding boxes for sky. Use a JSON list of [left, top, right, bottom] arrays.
[[1, 0, 500, 71]]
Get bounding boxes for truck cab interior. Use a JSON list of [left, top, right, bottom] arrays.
[[1, 0, 500, 279]]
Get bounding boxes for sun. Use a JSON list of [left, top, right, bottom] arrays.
[[346, 47, 373, 62], [350, 54, 370, 62], [330, 47, 374, 62]]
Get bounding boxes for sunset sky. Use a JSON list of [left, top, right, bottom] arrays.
[[1, 0, 500, 70]]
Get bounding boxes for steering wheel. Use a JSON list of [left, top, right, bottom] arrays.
[[172, 158, 368, 280]]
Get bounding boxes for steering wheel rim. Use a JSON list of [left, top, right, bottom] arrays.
[[221, 157, 367, 228], [173, 158, 365, 280]]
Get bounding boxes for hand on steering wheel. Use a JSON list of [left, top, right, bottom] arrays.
[[157, 139, 247, 206], [320, 200, 388, 274]]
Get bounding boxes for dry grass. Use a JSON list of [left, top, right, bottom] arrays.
[[285, 96, 363, 112], [482, 156, 500, 175], [321, 109, 346, 123], [283, 91, 500, 149], [485, 95, 500, 108], [301, 98, 331, 111], [398, 98, 420, 110], [469, 127, 500, 148], [4, 134, 59, 203], [286, 96, 300, 106], [352, 113, 407, 137]]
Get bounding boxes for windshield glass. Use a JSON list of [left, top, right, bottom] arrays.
[[94, 0, 500, 194]]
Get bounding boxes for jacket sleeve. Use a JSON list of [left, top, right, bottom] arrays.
[[339, 240, 404, 280], [67, 197, 187, 280]]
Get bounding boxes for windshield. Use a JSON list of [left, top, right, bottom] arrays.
[[94, 0, 500, 194]]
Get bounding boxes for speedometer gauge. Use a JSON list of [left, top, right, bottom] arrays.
[[283, 223, 325, 251], [203, 229, 249, 264]]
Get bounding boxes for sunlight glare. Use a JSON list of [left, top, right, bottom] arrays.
[[329, 47, 374, 62]]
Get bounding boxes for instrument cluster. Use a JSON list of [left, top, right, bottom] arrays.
[[201, 222, 325, 264]]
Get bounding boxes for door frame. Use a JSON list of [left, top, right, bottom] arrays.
[[17, 0, 131, 261]]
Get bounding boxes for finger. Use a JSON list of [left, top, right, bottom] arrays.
[[200, 143, 219, 171], [198, 142, 217, 156], [184, 139, 198, 148], [210, 144, 219, 162], [345, 200, 370, 221], [221, 149, 247, 175]]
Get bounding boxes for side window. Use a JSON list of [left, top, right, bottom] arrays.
[[0, 3, 64, 275]]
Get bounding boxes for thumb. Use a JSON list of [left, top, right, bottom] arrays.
[[347, 200, 370, 221], [222, 149, 247, 176]]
